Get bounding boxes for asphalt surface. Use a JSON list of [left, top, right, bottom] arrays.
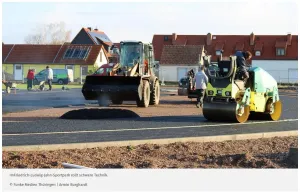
[[2, 88, 175, 114], [2, 90, 298, 147]]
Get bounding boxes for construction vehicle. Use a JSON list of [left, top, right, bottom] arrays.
[[82, 41, 160, 107], [177, 69, 197, 99], [202, 55, 282, 123]]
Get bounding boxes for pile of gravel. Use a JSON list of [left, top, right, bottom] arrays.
[[60, 108, 140, 120]]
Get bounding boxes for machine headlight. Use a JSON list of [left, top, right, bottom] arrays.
[[208, 90, 214, 95], [217, 90, 222, 95], [225, 91, 231, 96]]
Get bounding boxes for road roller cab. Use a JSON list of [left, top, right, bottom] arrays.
[[202, 55, 282, 123]]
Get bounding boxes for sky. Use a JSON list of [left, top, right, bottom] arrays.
[[1, 0, 299, 44]]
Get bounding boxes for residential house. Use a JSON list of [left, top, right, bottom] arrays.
[[2, 43, 109, 82], [159, 45, 205, 81], [153, 33, 298, 83], [71, 27, 113, 51]]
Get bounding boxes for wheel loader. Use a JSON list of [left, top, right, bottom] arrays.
[[82, 41, 160, 107], [202, 55, 282, 123]]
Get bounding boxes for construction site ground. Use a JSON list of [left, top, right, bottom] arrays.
[[2, 136, 298, 168], [2, 89, 298, 168]]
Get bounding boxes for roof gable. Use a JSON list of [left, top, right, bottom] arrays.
[[84, 28, 113, 46]]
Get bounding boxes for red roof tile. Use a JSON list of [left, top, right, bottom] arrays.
[[53, 44, 104, 65], [275, 41, 287, 48], [254, 42, 263, 51], [235, 42, 244, 51], [153, 33, 298, 61], [3, 45, 62, 64], [2, 44, 107, 65], [152, 34, 206, 61], [2, 44, 14, 62], [160, 45, 204, 65], [215, 42, 224, 50]]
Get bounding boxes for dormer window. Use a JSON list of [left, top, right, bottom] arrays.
[[276, 48, 285, 56], [255, 51, 261, 56], [216, 50, 222, 56]]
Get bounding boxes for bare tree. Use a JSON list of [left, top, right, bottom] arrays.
[[24, 22, 72, 44]]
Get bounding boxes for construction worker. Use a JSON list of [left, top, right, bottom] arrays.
[[128, 46, 141, 64], [235, 51, 252, 82], [194, 65, 208, 108]]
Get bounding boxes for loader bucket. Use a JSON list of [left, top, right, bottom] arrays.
[[82, 76, 142, 101]]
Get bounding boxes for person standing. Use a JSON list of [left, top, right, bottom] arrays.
[[26, 69, 35, 90], [194, 65, 208, 108], [46, 66, 53, 91]]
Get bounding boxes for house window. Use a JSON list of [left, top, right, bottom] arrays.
[[100, 51, 103, 62], [276, 48, 285, 56], [255, 51, 261, 56], [216, 50, 222, 56], [164, 36, 168, 41]]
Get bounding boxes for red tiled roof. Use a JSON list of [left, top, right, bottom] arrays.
[[173, 36, 188, 45], [2, 44, 107, 65], [275, 41, 287, 48], [3, 45, 62, 64], [254, 42, 263, 51], [160, 45, 204, 65], [2, 44, 14, 62], [152, 34, 206, 61], [235, 42, 244, 51], [152, 33, 298, 61], [215, 42, 224, 50], [53, 44, 104, 65]]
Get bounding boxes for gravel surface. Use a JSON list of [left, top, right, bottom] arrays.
[[3, 136, 297, 169]]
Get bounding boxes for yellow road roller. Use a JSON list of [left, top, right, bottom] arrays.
[[202, 55, 282, 123]]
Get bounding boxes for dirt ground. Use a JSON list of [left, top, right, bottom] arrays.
[[2, 94, 201, 120], [2, 136, 298, 169]]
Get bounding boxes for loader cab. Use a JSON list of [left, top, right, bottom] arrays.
[[119, 41, 155, 76], [120, 41, 143, 68]]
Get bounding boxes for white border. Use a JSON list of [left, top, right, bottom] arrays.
[[1, 0, 299, 194]]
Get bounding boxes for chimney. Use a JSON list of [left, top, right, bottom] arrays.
[[206, 33, 212, 46], [87, 27, 92, 31], [250, 32, 255, 46], [287, 33, 292, 45], [172, 33, 177, 44]]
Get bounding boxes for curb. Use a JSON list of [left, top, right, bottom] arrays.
[[2, 130, 297, 151]]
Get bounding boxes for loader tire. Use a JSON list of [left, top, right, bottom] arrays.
[[150, 80, 160, 105], [137, 80, 150, 107]]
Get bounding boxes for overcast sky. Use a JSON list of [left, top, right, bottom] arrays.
[[2, 0, 298, 44]]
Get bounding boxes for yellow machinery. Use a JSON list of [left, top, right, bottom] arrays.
[[202, 55, 282, 123]]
